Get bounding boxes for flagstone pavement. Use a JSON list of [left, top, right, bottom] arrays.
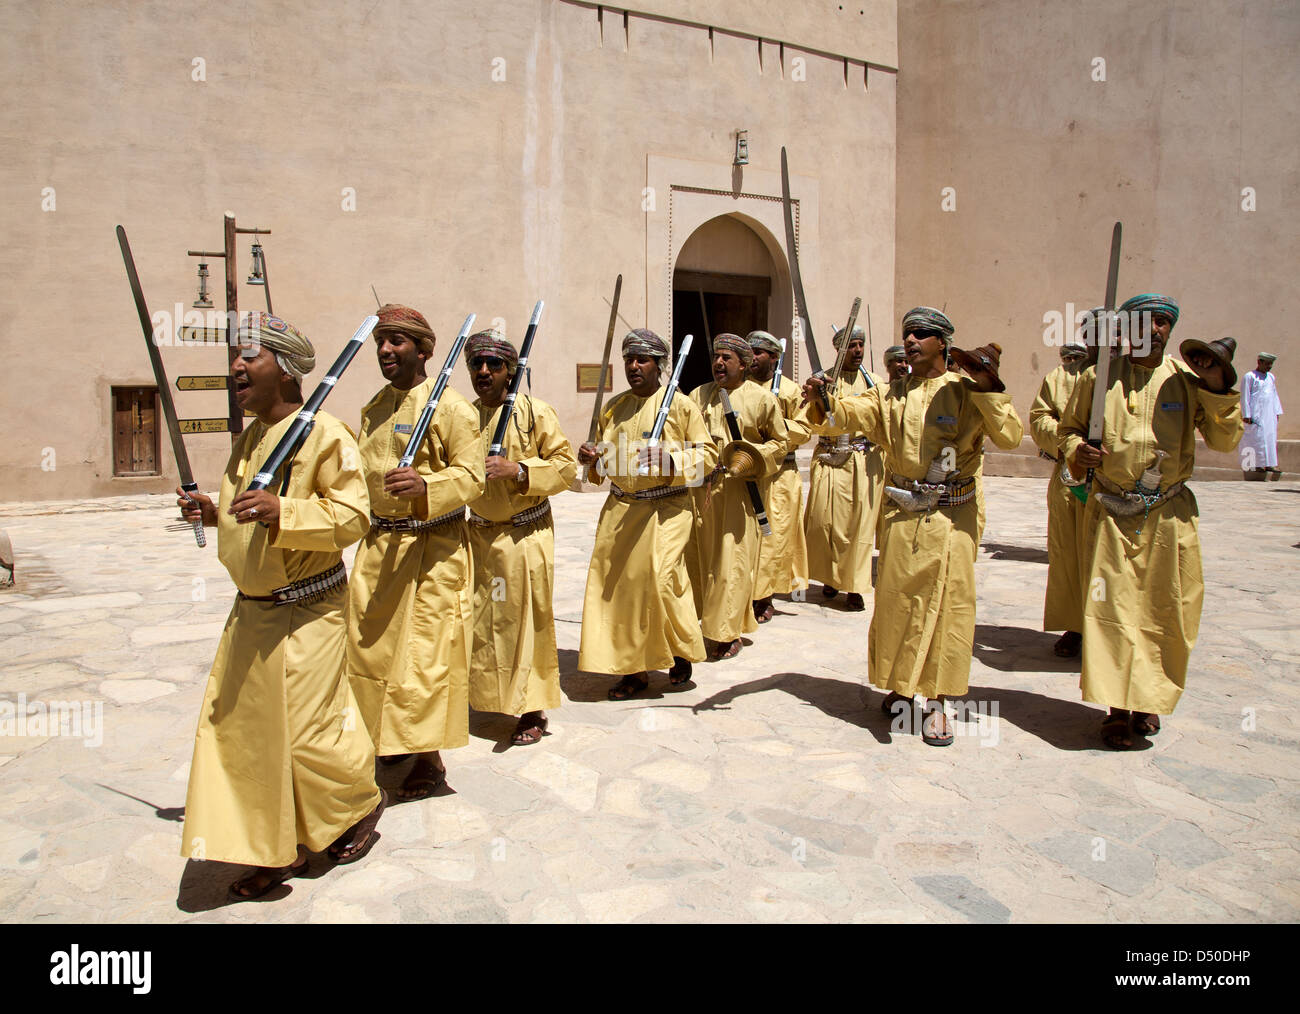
[[1, 476, 1297, 924]]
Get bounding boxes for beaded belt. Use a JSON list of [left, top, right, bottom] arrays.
[[468, 499, 552, 529], [370, 508, 465, 533], [238, 561, 346, 606], [1092, 475, 1186, 516], [814, 436, 874, 465], [889, 473, 978, 508], [609, 481, 688, 501]]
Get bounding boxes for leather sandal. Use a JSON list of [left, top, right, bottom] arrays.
[[228, 857, 308, 901], [922, 708, 954, 747], [510, 713, 548, 746], [668, 657, 693, 686], [608, 674, 648, 700], [1101, 711, 1133, 750], [328, 788, 388, 863], [1131, 712, 1161, 737]]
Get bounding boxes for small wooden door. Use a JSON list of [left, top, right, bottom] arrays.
[[113, 387, 159, 475]]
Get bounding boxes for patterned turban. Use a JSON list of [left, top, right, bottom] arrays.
[[832, 326, 866, 350], [712, 333, 753, 367], [237, 311, 315, 380], [747, 330, 783, 356], [1119, 293, 1180, 327], [622, 328, 669, 361], [901, 306, 955, 341], [884, 344, 906, 363], [463, 328, 519, 374], [375, 303, 436, 357]]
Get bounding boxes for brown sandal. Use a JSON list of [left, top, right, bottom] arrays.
[[1101, 711, 1133, 750], [668, 657, 694, 686], [1132, 713, 1161, 737], [396, 761, 447, 802], [608, 674, 648, 700], [510, 713, 548, 746], [714, 639, 742, 660], [328, 788, 388, 863], [228, 857, 308, 901]]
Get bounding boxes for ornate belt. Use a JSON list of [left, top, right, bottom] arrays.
[[887, 473, 978, 510], [468, 500, 552, 529], [814, 436, 874, 465], [370, 508, 465, 533], [238, 561, 347, 606], [609, 481, 688, 502], [1092, 475, 1186, 517]]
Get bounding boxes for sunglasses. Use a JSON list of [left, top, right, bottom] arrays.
[[907, 329, 945, 341], [470, 356, 506, 370]]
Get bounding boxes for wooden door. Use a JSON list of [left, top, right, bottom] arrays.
[[112, 387, 159, 475]]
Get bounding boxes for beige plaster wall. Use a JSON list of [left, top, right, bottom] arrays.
[[1, 0, 895, 501], [895, 0, 1299, 475]]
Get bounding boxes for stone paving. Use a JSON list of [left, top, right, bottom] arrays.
[[0, 476, 1297, 923]]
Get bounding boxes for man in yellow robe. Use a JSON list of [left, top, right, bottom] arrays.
[[1060, 294, 1242, 749], [578, 329, 716, 698], [347, 304, 485, 800], [747, 330, 811, 623], [178, 312, 384, 900], [804, 326, 886, 610], [1029, 330, 1092, 657], [464, 329, 577, 746], [804, 307, 1024, 745], [689, 333, 788, 658]]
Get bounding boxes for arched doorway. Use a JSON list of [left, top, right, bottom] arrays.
[[671, 214, 787, 393]]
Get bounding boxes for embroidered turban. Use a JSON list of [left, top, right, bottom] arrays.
[[375, 303, 436, 357], [901, 306, 955, 340], [832, 325, 866, 350], [746, 330, 783, 356], [712, 333, 753, 367], [463, 329, 519, 374], [1118, 293, 1180, 327], [237, 311, 315, 379], [884, 344, 906, 363], [622, 328, 669, 361]]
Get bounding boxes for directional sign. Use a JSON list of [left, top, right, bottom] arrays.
[[179, 326, 228, 344], [178, 418, 231, 434], [176, 375, 228, 392]]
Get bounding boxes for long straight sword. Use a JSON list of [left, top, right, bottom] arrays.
[[581, 275, 622, 483], [247, 314, 379, 491], [718, 387, 772, 537], [1072, 221, 1122, 504], [398, 314, 476, 469], [639, 334, 693, 475], [771, 338, 787, 395], [116, 225, 206, 548], [488, 301, 543, 456]]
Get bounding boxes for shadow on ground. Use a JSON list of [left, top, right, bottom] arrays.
[[687, 672, 894, 745], [972, 624, 1080, 673], [176, 849, 341, 913], [980, 541, 1050, 564]]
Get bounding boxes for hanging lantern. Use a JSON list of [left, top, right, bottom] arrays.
[[193, 262, 213, 308], [247, 240, 266, 285]]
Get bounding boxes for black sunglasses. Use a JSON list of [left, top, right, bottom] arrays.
[[470, 356, 506, 370]]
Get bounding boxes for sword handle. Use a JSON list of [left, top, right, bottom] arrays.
[[180, 482, 206, 548]]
